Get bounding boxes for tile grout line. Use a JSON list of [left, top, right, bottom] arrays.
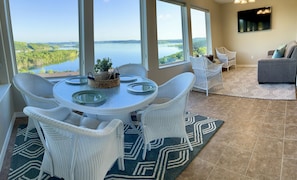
[[279, 101, 288, 180]]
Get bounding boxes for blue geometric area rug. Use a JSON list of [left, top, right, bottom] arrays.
[[9, 115, 224, 180]]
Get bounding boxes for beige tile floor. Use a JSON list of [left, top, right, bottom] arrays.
[[178, 91, 297, 180], [1, 91, 297, 179]]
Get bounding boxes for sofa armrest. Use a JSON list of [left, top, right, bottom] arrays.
[[259, 58, 291, 62], [258, 59, 297, 83], [267, 50, 274, 56], [258, 58, 296, 62]]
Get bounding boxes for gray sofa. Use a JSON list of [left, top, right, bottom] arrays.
[[258, 41, 297, 84]]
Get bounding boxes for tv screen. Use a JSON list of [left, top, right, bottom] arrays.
[[238, 7, 271, 33]]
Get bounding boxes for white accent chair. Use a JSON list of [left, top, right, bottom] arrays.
[[215, 47, 237, 71], [13, 73, 59, 141], [118, 63, 147, 77], [190, 56, 223, 96], [139, 72, 195, 160], [23, 106, 125, 180]]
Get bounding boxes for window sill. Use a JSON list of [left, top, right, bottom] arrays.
[[159, 60, 191, 69]]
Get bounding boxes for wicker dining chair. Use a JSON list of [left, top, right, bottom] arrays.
[[118, 63, 147, 77], [138, 72, 195, 160], [13, 73, 59, 141], [23, 106, 125, 180]]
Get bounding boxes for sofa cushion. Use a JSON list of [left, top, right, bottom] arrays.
[[290, 46, 297, 60], [272, 44, 286, 58], [272, 50, 284, 58], [284, 41, 297, 58]]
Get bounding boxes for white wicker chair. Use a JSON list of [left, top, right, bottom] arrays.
[[13, 73, 59, 141], [215, 47, 237, 71], [118, 63, 147, 77], [190, 56, 223, 96], [23, 106, 125, 180], [139, 72, 195, 160]]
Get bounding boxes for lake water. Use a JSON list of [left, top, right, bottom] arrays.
[[31, 42, 180, 73]]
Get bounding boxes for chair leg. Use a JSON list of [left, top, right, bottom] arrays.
[[118, 157, 125, 171], [24, 118, 35, 141], [142, 143, 147, 160], [185, 137, 193, 151], [38, 169, 44, 180], [24, 127, 29, 141]]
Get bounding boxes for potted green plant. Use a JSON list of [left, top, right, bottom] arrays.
[[94, 57, 113, 73], [93, 57, 114, 81]]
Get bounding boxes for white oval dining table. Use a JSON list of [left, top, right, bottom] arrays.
[[53, 76, 158, 117]]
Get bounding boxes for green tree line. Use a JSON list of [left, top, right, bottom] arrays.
[[14, 42, 79, 72], [159, 38, 207, 64]]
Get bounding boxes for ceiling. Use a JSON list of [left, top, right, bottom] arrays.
[[214, 0, 234, 3]]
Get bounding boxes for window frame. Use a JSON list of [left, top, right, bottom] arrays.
[[8, 0, 81, 78], [5, 0, 147, 79], [81, 0, 148, 76], [0, 0, 214, 81], [156, 0, 189, 69], [190, 6, 213, 56]]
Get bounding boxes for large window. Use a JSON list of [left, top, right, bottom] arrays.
[[7, 1, 212, 77], [156, 0, 187, 67], [93, 0, 142, 68], [191, 7, 212, 56], [9, 0, 142, 78], [9, 0, 80, 77], [191, 8, 206, 56]]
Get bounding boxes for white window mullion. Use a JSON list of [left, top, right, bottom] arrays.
[[190, 7, 211, 57], [79, 0, 94, 75], [205, 12, 212, 55], [181, 6, 190, 62], [140, 0, 148, 70]]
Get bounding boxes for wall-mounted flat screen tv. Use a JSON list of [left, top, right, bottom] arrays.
[[238, 7, 272, 33]]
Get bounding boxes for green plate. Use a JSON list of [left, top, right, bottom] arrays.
[[66, 76, 88, 85], [72, 90, 106, 105], [120, 75, 137, 83], [127, 82, 156, 94]]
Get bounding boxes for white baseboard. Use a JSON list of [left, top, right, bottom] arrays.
[[0, 113, 16, 170]]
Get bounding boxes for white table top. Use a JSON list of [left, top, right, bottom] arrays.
[[53, 76, 158, 115]]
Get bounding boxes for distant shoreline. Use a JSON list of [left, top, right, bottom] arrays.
[[40, 71, 79, 78], [19, 37, 205, 45]]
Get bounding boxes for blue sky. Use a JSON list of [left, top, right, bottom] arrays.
[[9, 0, 205, 43], [10, 0, 80, 42]]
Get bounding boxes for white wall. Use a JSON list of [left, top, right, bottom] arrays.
[[0, 85, 14, 170], [0, 0, 16, 170]]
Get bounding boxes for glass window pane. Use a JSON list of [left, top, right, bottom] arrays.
[[93, 0, 141, 68], [9, 0, 79, 78], [191, 8, 207, 56], [157, 1, 184, 66]]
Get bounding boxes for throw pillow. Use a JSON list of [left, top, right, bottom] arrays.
[[272, 44, 286, 58]]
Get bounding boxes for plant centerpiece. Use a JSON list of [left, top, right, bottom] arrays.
[[94, 57, 113, 73], [88, 57, 120, 88], [93, 57, 114, 80]]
